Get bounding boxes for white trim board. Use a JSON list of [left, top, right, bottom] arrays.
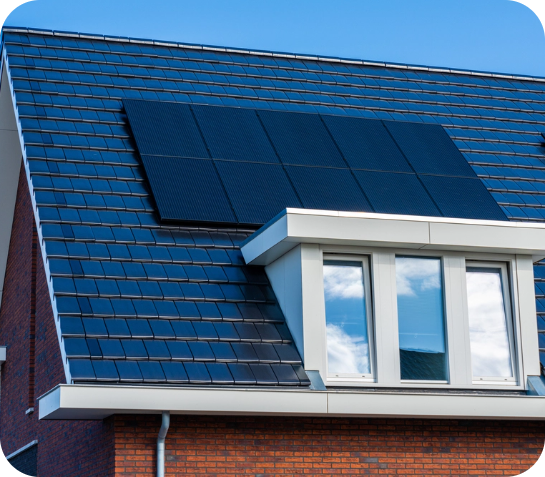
[[241, 209, 545, 266], [38, 384, 545, 421], [5, 440, 38, 461]]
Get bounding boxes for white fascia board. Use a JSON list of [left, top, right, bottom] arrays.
[[242, 209, 545, 265], [0, 345, 6, 364], [38, 384, 545, 421], [39, 384, 328, 420]]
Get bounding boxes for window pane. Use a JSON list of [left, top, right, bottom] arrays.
[[323, 260, 371, 375], [466, 267, 513, 378], [396, 257, 447, 381]]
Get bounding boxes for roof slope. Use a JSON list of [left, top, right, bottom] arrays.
[[1, 27, 545, 383]]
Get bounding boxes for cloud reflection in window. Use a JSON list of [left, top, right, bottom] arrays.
[[396, 257, 441, 296], [326, 324, 370, 374], [466, 269, 512, 378]]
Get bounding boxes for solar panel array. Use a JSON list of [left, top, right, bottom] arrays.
[[124, 100, 506, 224], [4, 27, 545, 379]]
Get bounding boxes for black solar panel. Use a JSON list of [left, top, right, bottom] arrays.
[[215, 161, 301, 224], [124, 100, 208, 158], [125, 102, 498, 226], [192, 105, 278, 163], [384, 120, 476, 177], [419, 175, 508, 220], [321, 115, 412, 172], [258, 110, 346, 168], [284, 166, 372, 212], [141, 156, 236, 223], [353, 170, 441, 216]]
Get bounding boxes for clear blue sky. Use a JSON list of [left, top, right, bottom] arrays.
[[4, 0, 545, 77]]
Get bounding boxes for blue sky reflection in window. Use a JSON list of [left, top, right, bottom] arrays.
[[323, 260, 371, 376], [396, 257, 447, 381]]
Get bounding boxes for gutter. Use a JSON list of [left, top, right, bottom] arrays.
[[38, 384, 545, 421]]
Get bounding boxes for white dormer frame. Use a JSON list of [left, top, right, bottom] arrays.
[[241, 209, 543, 392]]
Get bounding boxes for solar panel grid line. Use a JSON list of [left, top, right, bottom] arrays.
[[317, 114, 376, 212], [186, 104, 240, 223], [377, 119, 447, 215]]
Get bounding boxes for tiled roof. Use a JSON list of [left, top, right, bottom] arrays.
[[2, 27, 545, 383]]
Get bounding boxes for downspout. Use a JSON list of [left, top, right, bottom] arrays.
[[157, 411, 170, 477]]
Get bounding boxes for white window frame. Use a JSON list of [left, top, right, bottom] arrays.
[[465, 261, 518, 385], [312, 245, 524, 390], [323, 254, 375, 383], [242, 209, 544, 394]]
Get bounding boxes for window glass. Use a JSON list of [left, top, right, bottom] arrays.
[[396, 257, 447, 381], [323, 260, 371, 376], [466, 267, 513, 378]]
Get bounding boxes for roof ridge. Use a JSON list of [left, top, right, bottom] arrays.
[[3, 25, 545, 84]]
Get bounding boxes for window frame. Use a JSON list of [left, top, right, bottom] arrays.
[[323, 254, 375, 383], [465, 260, 518, 385], [313, 244, 524, 390]]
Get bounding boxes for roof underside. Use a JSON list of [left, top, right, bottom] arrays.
[[1, 27, 545, 386]]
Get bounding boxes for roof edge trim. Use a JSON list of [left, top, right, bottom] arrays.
[[38, 383, 545, 420], [241, 208, 545, 266]]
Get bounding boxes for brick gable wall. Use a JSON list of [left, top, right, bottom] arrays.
[[0, 164, 114, 476]]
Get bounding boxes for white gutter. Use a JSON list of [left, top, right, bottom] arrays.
[[38, 384, 545, 421]]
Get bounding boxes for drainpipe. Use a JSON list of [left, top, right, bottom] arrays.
[[157, 411, 170, 477]]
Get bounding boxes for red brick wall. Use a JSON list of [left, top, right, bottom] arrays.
[[0, 162, 39, 454], [0, 164, 115, 476], [114, 415, 544, 476]]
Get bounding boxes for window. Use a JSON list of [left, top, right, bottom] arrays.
[[323, 258, 373, 379], [396, 256, 447, 382], [466, 262, 515, 382], [319, 251, 522, 389]]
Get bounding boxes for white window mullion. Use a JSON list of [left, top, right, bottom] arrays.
[[515, 256, 539, 382], [301, 244, 328, 378], [371, 251, 400, 386], [443, 255, 473, 386]]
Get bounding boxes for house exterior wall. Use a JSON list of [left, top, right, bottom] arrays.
[[113, 414, 544, 476], [0, 164, 115, 476], [0, 163, 543, 477]]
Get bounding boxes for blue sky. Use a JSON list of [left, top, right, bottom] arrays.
[[4, 0, 545, 76]]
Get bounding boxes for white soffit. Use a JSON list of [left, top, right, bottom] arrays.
[[241, 209, 545, 265], [38, 384, 545, 420]]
